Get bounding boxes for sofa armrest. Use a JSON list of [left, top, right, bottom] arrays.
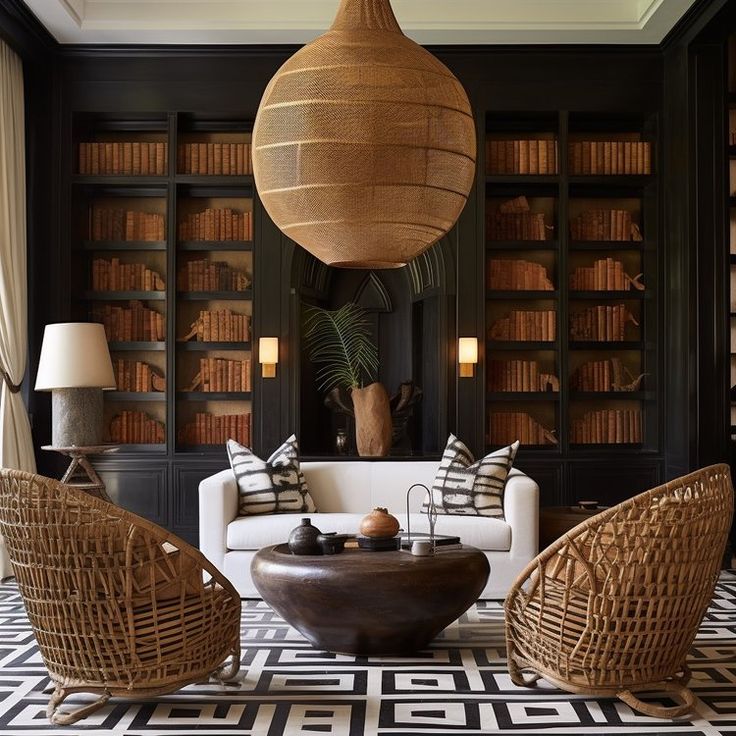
[[504, 470, 539, 561], [198, 469, 239, 571]]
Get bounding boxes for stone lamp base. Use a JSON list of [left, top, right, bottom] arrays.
[[51, 388, 104, 447]]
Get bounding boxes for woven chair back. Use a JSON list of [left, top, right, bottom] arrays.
[[515, 465, 733, 689]]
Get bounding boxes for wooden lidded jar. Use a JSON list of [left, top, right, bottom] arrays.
[[359, 507, 400, 539]]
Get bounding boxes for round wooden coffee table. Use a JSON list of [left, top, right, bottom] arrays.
[[251, 544, 489, 655]]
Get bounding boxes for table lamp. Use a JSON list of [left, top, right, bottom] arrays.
[[35, 323, 116, 447]]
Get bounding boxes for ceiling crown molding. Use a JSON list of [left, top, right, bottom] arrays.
[[22, 0, 700, 46]]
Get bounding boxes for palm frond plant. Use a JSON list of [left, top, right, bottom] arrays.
[[303, 302, 379, 393]]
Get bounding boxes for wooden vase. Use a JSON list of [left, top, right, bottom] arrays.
[[351, 382, 392, 457]]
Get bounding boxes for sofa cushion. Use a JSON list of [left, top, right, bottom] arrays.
[[228, 513, 364, 549], [226, 513, 511, 552], [227, 435, 316, 516], [424, 435, 519, 519]]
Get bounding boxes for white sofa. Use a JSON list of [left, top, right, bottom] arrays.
[[199, 460, 539, 599]]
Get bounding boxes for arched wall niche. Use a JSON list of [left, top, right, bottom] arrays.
[[290, 239, 456, 457]]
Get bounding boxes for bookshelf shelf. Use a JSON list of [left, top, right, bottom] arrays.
[[569, 340, 647, 350], [486, 240, 558, 251], [177, 290, 252, 301], [487, 392, 559, 402], [84, 291, 166, 301], [568, 175, 654, 187], [487, 340, 557, 351], [73, 175, 168, 186], [569, 391, 655, 401], [178, 240, 253, 252], [108, 341, 166, 351], [106, 391, 166, 401], [176, 391, 251, 401], [175, 175, 254, 186], [177, 341, 251, 351], [568, 290, 648, 300], [569, 241, 647, 251], [82, 240, 167, 251], [487, 290, 559, 300], [485, 174, 559, 185]]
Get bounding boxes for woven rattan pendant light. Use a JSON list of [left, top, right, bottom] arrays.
[[252, 0, 477, 269]]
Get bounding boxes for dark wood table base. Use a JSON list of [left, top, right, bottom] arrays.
[[251, 544, 490, 656]]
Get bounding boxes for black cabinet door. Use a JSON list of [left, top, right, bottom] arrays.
[[567, 460, 661, 507], [172, 461, 229, 545], [95, 460, 169, 527]]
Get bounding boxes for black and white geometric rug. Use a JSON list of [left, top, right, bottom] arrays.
[[0, 573, 734, 735]]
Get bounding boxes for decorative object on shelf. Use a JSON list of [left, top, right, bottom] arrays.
[[317, 532, 351, 555], [359, 507, 400, 539], [488, 360, 560, 392], [407, 483, 436, 554], [569, 304, 639, 341], [490, 413, 558, 446], [113, 359, 165, 392], [334, 429, 348, 455], [252, 0, 476, 269], [35, 323, 116, 446], [571, 358, 645, 392], [287, 518, 323, 556], [303, 303, 390, 457], [489, 309, 556, 342], [41, 444, 118, 502], [458, 337, 479, 378], [179, 309, 250, 342], [487, 196, 553, 241], [570, 209, 643, 242], [110, 410, 165, 444], [259, 337, 278, 378], [569, 258, 644, 291]]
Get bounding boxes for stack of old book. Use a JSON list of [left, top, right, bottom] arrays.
[[487, 360, 559, 392], [487, 259, 554, 290], [177, 260, 250, 291], [486, 139, 558, 174], [79, 141, 168, 175], [489, 309, 556, 341], [178, 209, 253, 241], [112, 359, 165, 392], [569, 258, 643, 291], [187, 358, 252, 392], [570, 209, 643, 241], [569, 305, 638, 341], [568, 140, 651, 175], [180, 309, 251, 342], [177, 143, 251, 175], [489, 412, 557, 445], [571, 409, 642, 444], [91, 207, 165, 241], [178, 412, 251, 446], [92, 259, 165, 292], [487, 196, 552, 241], [571, 358, 644, 392], [110, 411, 165, 444], [92, 301, 165, 342]]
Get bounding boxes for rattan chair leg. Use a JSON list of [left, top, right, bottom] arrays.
[[47, 688, 111, 726], [507, 651, 542, 688], [617, 682, 697, 719]]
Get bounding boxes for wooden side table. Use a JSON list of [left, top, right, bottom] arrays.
[[41, 445, 118, 502], [539, 505, 606, 550]]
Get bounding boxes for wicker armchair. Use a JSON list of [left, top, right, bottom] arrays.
[[0, 469, 241, 725], [505, 464, 734, 719]]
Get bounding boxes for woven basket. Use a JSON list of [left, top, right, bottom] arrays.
[[505, 464, 734, 718], [0, 469, 241, 725], [252, 0, 476, 269]]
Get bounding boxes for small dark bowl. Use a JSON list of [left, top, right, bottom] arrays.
[[317, 533, 352, 555], [577, 500, 599, 510]]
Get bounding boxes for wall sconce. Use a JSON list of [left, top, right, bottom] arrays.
[[458, 337, 478, 378], [259, 337, 279, 378]]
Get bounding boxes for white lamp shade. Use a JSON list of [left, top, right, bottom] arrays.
[[35, 323, 116, 390], [458, 337, 479, 365], [259, 337, 279, 364]]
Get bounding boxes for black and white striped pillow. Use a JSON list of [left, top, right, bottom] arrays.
[[423, 435, 519, 519], [227, 435, 317, 516]]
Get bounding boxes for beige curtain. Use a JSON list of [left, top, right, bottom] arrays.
[[0, 39, 35, 578]]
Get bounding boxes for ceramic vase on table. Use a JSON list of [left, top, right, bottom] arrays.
[[351, 382, 392, 457]]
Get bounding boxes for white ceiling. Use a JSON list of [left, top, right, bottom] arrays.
[[23, 0, 699, 45]]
